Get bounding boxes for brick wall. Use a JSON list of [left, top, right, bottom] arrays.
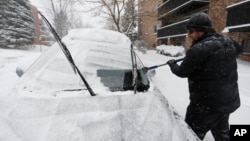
[[209, 0, 228, 33], [138, 0, 161, 49], [140, 0, 250, 62], [209, 0, 243, 33], [30, 5, 42, 45]]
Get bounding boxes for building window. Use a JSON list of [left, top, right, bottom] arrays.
[[243, 38, 250, 53]]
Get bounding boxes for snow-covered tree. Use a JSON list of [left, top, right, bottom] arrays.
[[43, 0, 83, 38], [40, 17, 54, 45], [84, 0, 145, 35], [121, 0, 137, 35], [85, 0, 126, 32], [0, 0, 35, 48]]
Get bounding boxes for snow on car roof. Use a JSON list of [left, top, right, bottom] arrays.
[[63, 28, 131, 46], [16, 28, 134, 97]]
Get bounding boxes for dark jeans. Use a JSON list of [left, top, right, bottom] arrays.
[[185, 104, 230, 141]]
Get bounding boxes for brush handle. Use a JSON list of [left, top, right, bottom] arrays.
[[147, 58, 184, 71]]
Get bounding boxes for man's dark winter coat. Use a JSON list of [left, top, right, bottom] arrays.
[[169, 30, 241, 113]]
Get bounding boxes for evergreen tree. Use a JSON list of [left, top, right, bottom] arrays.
[[0, 0, 35, 48], [54, 10, 69, 38]]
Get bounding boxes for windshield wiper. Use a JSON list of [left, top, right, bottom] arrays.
[[130, 44, 138, 94], [39, 11, 96, 96]]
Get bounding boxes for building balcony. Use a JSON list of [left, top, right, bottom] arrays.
[[226, 1, 250, 32], [157, 20, 188, 39], [158, 0, 210, 20]]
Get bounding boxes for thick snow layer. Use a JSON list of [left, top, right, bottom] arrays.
[[0, 89, 199, 141], [15, 29, 133, 97], [1, 28, 250, 141], [63, 28, 131, 47], [0, 29, 200, 141], [156, 45, 185, 57]]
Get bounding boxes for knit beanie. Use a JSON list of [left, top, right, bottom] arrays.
[[186, 12, 212, 32]]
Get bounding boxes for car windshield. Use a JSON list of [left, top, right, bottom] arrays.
[[96, 46, 149, 92], [18, 29, 149, 94]]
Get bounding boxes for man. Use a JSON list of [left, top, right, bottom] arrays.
[[167, 12, 242, 140]]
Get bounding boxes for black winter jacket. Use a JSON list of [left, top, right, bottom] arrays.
[[170, 30, 240, 113]]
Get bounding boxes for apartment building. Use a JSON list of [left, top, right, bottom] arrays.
[[157, 0, 210, 47], [225, 0, 250, 61], [138, 0, 162, 49], [156, 0, 250, 61]]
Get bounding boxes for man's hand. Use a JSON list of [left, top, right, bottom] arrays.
[[167, 59, 176, 66]]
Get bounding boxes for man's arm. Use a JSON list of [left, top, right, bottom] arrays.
[[167, 59, 188, 78], [233, 40, 243, 57]]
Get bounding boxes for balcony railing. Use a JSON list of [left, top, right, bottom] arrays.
[[157, 20, 188, 39], [226, 1, 250, 32], [158, 0, 210, 19]]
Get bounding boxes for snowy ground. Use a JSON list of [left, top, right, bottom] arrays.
[[0, 47, 46, 97], [0, 46, 250, 141], [136, 50, 250, 141]]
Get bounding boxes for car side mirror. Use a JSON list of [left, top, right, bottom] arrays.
[[16, 67, 24, 77]]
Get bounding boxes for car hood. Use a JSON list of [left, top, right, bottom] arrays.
[[2, 89, 199, 141]]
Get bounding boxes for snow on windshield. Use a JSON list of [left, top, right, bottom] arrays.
[[16, 28, 136, 96]]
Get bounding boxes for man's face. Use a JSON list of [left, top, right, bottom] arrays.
[[187, 30, 205, 41]]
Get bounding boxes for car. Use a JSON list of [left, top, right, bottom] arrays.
[[0, 28, 200, 141]]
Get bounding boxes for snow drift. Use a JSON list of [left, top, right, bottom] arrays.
[[0, 28, 199, 141]]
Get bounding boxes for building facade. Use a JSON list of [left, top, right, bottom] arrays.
[[156, 0, 250, 61], [138, 0, 162, 49], [157, 0, 210, 47], [225, 0, 250, 61]]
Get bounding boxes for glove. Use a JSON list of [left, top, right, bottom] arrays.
[[166, 59, 176, 66], [141, 67, 148, 73]]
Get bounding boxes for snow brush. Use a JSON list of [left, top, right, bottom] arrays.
[[146, 58, 184, 71]]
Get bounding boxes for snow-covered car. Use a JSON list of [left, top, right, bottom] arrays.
[[0, 28, 199, 141]]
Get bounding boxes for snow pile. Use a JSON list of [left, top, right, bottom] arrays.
[[156, 45, 185, 57], [0, 89, 200, 141], [0, 28, 202, 141], [14, 28, 134, 97], [63, 28, 131, 47], [0, 48, 42, 97]]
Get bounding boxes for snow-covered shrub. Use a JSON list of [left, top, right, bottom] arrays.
[[134, 40, 148, 54], [156, 45, 185, 57]]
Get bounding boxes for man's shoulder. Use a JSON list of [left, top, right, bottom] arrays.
[[199, 34, 233, 48], [202, 33, 223, 42]]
